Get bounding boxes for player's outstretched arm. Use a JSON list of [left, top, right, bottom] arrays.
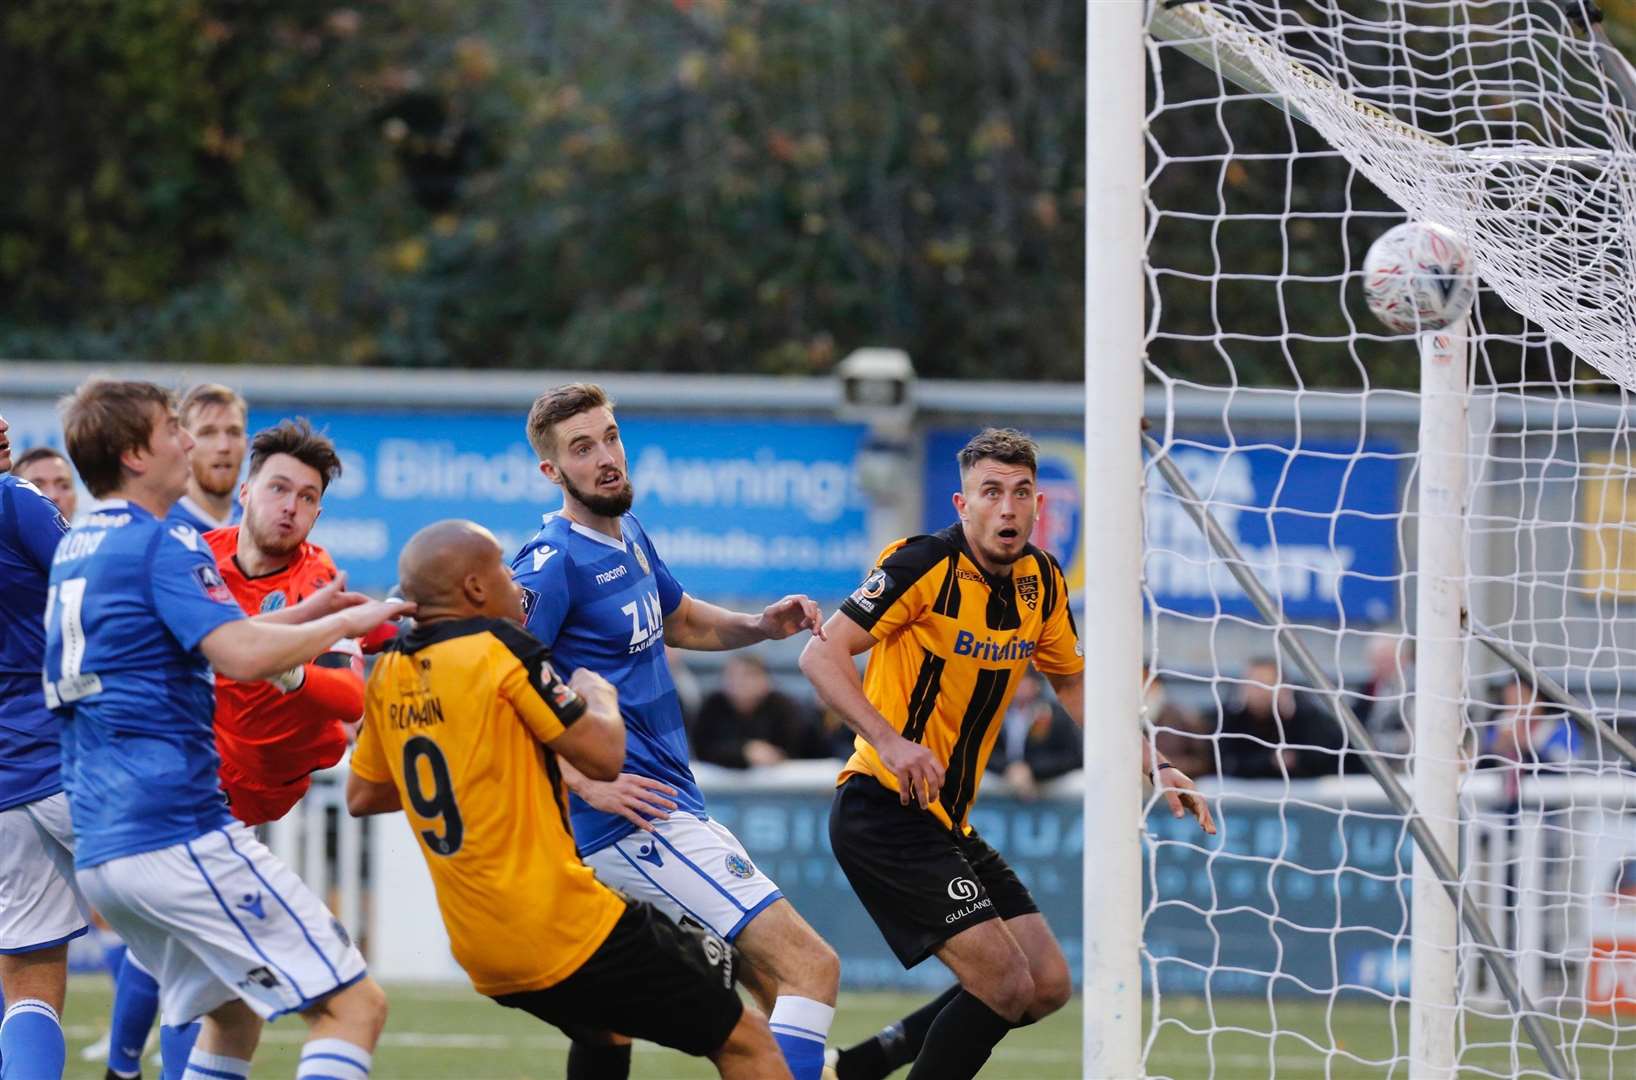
[[799, 611, 944, 809], [662, 593, 824, 651], [1042, 668, 1215, 836], [200, 598, 413, 683], [544, 668, 626, 781]]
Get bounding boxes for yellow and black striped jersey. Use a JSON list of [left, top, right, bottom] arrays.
[[837, 524, 1082, 832], [352, 616, 627, 997]]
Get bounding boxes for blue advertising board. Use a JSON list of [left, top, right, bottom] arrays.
[[701, 783, 1413, 996], [225, 409, 872, 598], [927, 428, 1401, 623], [1142, 437, 1401, 623]]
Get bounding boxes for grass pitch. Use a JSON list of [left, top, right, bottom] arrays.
[[56, 977, 1636, 1078]]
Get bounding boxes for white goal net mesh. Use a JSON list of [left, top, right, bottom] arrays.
[[1140, 2, 1636, 1076]]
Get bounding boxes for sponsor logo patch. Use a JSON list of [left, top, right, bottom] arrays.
[[259, 589, 288, 613], [519, 585, 539, 619], [947, 877, 979, 902], [550, 681, 579, 712], [239, 965, 280, 991], [192, 563, 235, 604], [532, 545, 558, 571]]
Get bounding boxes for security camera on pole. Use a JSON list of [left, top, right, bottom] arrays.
[[837, 347, 922, 560]]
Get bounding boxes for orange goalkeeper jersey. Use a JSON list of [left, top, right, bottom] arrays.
[[205, 527, 364, 825]]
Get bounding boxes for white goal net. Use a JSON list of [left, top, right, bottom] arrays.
[[1138, 2, 1636, 1077]]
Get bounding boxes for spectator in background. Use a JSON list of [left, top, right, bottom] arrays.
[[1218, 657, 1344, 780], [13, 446, 77, 520], [692, 652, 826, 768], [1354, 636, 1413, 760], [1483, 674, 1578, 806], [1152, 701, 1215, 782], [666, 644, 704, 736], [986, 673, 1081, 801]]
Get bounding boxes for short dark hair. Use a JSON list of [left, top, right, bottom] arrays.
[[59, 379, 175, 498], [957, 427, 1038, 479], [247, 418, 343, 492], [179, 383, 247, 428], [526, 382, 613, 460], [12, 446, 68, 473]]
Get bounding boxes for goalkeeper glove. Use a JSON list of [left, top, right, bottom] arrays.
[[266, 664, 307, 694]]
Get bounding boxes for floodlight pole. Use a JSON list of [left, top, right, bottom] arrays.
[[1083, 1, 1146, 1077]]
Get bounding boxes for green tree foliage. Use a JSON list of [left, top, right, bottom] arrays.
[[0, 0, 1085, 377], [0, 1, 1631, 386]]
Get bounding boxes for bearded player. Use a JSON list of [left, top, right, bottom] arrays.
[[103, 419, 366, 1080], [166, 384, 247, 536], [512, 384, 839, 1080]]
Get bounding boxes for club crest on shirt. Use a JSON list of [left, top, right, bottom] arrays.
[[1016, 574, 1040, 611], [192, 563, 235, 604], [260, 590, 288, 613], [631, 541, 651, 576], [724, 853, 755, 879]]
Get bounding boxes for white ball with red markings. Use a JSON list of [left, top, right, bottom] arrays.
[[1362, 222, 1476, 333]]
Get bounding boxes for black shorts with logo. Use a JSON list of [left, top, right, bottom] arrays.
[[829, 774, 1039, 968], [491, 899, 742, 1057]]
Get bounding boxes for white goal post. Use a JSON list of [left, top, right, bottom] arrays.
[[1089, 1, 1636, 1077]]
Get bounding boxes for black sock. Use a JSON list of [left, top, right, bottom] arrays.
[[903, 990, 1014, 1080], [835, 984, 962, 1079], [567, 1041, 631, 1080]]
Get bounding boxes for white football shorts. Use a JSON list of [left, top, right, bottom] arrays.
[[77, 822, 366, 1026], [584, 811, 782, 942], [0, 792, 89, 954]]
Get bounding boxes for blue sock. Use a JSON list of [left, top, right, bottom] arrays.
[[107, 953, 161, 1076], [182, 1049, 249, 1080], [296, 1037, 372, 1079], [0, 998, 65, 1080], [768, 996, 834, 1080], [160, 1023, 200, 1080]]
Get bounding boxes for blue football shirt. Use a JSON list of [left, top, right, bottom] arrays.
[[46, 500, 246, 868], [511, 511, 703, 855], [0, 474, 72, 812], [166, 494, 240, 536]]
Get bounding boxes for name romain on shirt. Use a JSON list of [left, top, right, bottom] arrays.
[[388, 696, 446, 730]]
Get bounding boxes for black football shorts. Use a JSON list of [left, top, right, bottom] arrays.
[[829, 774, 1039, 968], [490, 899, 742, 1057]]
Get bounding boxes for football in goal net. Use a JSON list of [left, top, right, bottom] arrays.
[[1086, 1, 1636, 1077]]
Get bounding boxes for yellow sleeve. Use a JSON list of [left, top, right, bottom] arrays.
[[491, 627, 588, 744], [350, 699, 391, 783], [1033, 554, 1084, 677], [839, 537, 949, 641]]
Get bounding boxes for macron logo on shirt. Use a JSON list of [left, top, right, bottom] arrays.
[[533, 545, 558, 571], [169, 525, 201, 551]]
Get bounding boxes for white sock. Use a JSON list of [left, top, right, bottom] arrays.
[[297, 1036, 373, 1080], [183, 1048, 251, 1080], [769, 993, 836, 1046]]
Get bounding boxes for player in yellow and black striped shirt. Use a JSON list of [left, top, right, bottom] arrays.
[[801, 429, 1213, 1080], [346, 520, 790, 1079]]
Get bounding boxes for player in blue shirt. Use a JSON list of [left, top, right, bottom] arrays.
[[47, 380, 409, 1080], [165, 383, 246, 536], [104, 381, 247, 1080], [512, 383, 840, 1080], [0, 410, 78, 1080]]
